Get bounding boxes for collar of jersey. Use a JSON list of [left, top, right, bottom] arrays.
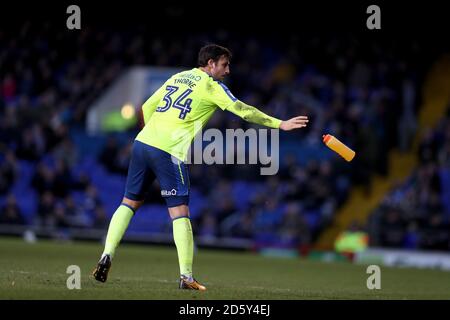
[[194, 68, 222, 84]]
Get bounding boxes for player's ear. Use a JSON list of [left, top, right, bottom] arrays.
[[207, 58, 216, 68]]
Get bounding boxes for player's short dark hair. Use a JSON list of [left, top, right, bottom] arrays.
[[197, 44, 232, 67]]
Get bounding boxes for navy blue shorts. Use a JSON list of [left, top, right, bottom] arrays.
[[124, 140, 190, 207]]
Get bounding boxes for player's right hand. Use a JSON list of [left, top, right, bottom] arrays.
[[279, 116, 309, 131]]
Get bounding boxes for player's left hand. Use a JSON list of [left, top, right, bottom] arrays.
[[279, 116, 309, 131]]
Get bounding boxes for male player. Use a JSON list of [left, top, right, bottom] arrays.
[[93, 44, 309, 290]]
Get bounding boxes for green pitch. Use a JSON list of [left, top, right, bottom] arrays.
[[1, 237, 449, 299]]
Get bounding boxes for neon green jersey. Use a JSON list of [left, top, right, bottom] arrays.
[[136, 67, 281, 161]]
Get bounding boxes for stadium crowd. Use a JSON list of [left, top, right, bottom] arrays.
[[369, 105, 450, 251], [0, 21, 435, 249]]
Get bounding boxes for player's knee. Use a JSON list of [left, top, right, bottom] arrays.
[[168, 204, 190, 220], [122, 197, 144, 212]]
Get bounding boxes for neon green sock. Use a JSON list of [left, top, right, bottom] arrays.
[[172, 217, 194, 278], [102, 204, 134, 258]]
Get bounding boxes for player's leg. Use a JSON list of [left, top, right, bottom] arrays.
[[101, 197, 143, 258], [149, 148, 205, 290], [167, 204, 204, 290], [168, 205, 192, 279], [93, 140, 154, 282], [92, 197, 143, 282]]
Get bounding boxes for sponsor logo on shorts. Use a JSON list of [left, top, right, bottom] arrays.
[[161, 189, 177, 196]]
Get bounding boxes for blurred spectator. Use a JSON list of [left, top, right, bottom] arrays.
[[31, 163, 54, 195], [71, 172, 91, 191], [53, 137, 78, 168], [198, 214, 218, 240], [36, 191, 56, 226], [53, 203, 69, 229], [111, 143, 132, 175], [370, 106, 450, 250], [207, 180, 237, 226], [418, 128, 439, 164], [334, 220, 368, 258], [230, 212, 255, 239], [254, 199, 283, 240], [64, 195, 91, 228], [0, 194, 25, 225], [380, 207, 406, 248], [1, 74, 17, 103], [83, 184, 102, 214], [92, 206, 108, 229], [279, 202, 311, 247], [220, 206, 257, 239], [16, 124, 46, 161], [403, 221, 420, 249], [52, 160, 73, 198], [98, 136, 120, 172], [0, 151, 18, 195]]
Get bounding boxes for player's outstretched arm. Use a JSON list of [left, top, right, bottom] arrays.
[[227, 100, 308, 131]]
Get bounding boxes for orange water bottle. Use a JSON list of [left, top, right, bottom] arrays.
[[322, 134, 356, 162]]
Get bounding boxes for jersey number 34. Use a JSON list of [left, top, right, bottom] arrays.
[[156, 85, 192, 120]]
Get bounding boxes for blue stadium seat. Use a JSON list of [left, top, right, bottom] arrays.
[[128, 204, 170, 233], [15, 188, 37, 225]]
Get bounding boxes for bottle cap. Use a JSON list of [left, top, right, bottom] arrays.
[[322, 134, 331, 143]]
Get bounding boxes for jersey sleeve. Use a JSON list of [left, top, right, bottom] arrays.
[[141, 84, 166, 124], [208, 80, 238, 111], [227, 100, 282, 129]]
